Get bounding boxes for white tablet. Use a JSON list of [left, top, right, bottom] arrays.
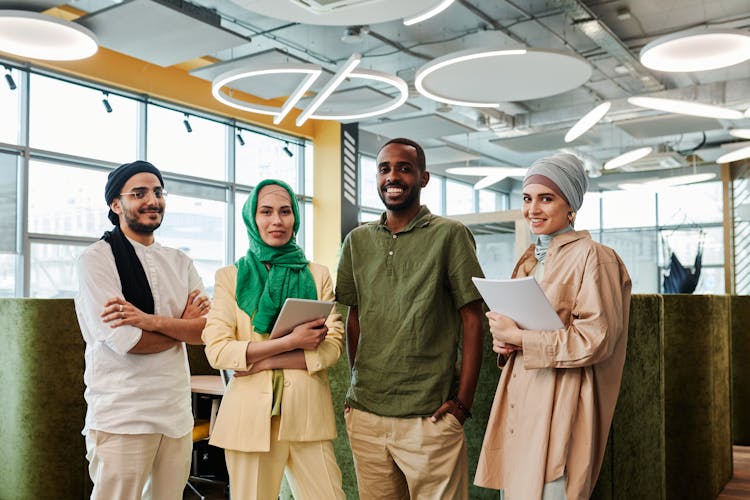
[[269, 298, 334, 339]]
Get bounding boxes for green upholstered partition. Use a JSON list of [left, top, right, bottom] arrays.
[[731, 295, 750, 445], [592, 294, 666, 500], [187, 343, 219, 376], [0, 296, 737, 500], [662, 294, 732, 499], [0, 299, 91, 500]]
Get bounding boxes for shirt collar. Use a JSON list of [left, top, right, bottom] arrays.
[[377, 205, 433, 234], [124, 233, 159, 250]]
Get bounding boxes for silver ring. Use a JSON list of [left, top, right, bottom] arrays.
[[119, 304, 123, 312]]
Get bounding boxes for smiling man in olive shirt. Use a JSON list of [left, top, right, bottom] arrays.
[[336, 137, 485, 499]]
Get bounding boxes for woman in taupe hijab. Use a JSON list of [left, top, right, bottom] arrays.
[[475, 153, 632, 500]]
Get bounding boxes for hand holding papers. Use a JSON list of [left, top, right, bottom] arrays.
[[269, 298, 334, 339], [472, 277, 564, 330]]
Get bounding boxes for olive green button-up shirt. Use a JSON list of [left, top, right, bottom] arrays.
[[336, 206, 484, 417]]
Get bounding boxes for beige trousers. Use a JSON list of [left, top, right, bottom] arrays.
[[224, 416, 345, 500], [85, 430, 192, 500], [345, 407, 468, 500]]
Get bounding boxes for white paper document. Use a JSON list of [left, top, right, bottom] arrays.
[[472, 276, 564, 330]]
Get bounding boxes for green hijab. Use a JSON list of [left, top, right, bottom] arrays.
[[235, 179, 317, 334]]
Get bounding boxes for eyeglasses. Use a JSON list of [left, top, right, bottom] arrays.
[[119, 188, 168, 200]]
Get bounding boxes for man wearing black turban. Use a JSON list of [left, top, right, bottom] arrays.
[[75, 160, 211, 499]]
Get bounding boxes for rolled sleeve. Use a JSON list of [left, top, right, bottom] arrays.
[[202, 267, 250, 371]]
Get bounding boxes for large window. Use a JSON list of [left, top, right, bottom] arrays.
[[30, 74, 138, 163], [28, 160, 110, 238], [2, 65, 312, 297], [0, 153, 18, 297], [147, 104, 226, 181], [236, 130, 300, 189], [0, 67, 20, 145]]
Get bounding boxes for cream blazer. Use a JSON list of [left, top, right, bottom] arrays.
[[202, 263, 344, 452]]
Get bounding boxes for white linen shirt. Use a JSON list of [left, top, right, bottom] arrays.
[[75, 236, 204, 438]]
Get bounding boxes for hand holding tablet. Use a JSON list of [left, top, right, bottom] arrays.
[[269, 298, 335, 339]]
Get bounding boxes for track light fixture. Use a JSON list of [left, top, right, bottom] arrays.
[[236, 131, 245, 146], [101, 91, 112, 113], [4, 66, 15, 91], [183, 113, 192, 133], [282, 142, 293, 158]]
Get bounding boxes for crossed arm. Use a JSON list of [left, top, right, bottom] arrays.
[[100, 289, 209, 354]]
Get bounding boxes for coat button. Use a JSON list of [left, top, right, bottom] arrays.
[[284, 381, 291, 387]]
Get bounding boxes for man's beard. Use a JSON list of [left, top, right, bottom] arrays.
[[124, 209, 162, 234], [378, 183, 421, 211]]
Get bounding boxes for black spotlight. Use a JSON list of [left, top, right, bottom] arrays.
[[183, 113, 192, 133], [236, 131, 245, 146], [4, 67, 16, 91], [102, 91, 112, 113], [282, 142, 293, 158]]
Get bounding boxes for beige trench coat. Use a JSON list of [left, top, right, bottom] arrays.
[[475, 230, 631, 500], [202, 263, 344, 452]]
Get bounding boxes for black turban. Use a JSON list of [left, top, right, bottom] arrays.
[[104, 160, 164, 225]]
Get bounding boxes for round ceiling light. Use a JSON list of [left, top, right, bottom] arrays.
[[445, 166, 527, 190], [0, 10, 98, 61], [717, 144, 750, 164], [640, 28, 750, 72], [415, 47, 591, 107], [628, 96, 743, 120], [228, 0, 444, 25], [564, 101, 611, 143], [604, 146, 653, 170]]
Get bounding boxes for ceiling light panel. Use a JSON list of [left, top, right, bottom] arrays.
[[717, 145, 750, 164], [229, 0, 445, 25], [415, 48, 592, 106], [491, 129, 592, 153], [604, 147, 653, 170], [628, 96, 743, 120], [77, 0, 248, 67], [191, 49, 323, 100], [403, 0, 455, 26], [640, 29, 750, 72], [616, 113, 722, 139], [564, 102, 610, 143], [729, 129, 750, 140], [362, 114, 475, 142], [0, 10, 98, 61]]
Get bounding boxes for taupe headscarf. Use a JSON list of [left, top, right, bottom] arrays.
[[523, 153, 588, 211]]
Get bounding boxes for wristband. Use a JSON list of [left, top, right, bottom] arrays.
[[452, 397, 472, 419]]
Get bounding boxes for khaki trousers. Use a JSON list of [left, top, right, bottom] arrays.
[[85, 430, 192, 500], [345, 408, 468, 500], [224, 416, 345, 500]]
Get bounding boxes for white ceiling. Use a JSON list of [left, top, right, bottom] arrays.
[[50, 0, 750, 188]]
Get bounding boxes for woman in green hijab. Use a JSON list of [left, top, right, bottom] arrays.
[[202, 179, 345, 500]]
